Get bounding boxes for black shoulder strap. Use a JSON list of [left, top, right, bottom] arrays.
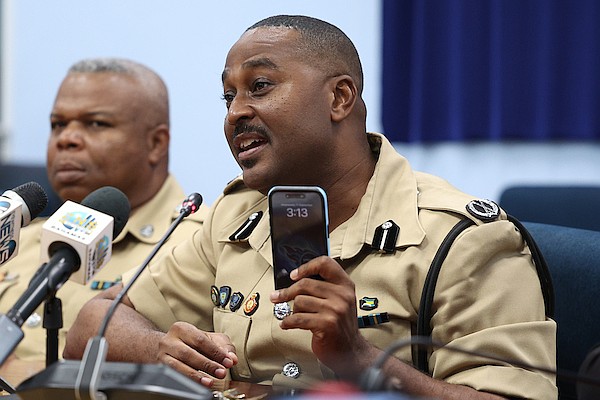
[[414, 215, 555, 374]]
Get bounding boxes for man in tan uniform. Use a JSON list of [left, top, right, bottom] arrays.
[[66, 17, 557, 399], [0, 58, 207, 361]]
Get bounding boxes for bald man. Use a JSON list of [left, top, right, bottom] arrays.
[[0, 58, 208, 361]]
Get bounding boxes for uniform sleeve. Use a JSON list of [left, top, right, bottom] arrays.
[[125, 224, 217, 333], [428, 220, 557, 399]]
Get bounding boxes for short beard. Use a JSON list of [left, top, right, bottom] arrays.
[[240, 159, 257, 169]]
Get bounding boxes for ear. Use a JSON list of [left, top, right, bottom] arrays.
[[147, 123, 170, 166], [330, 75, 358, 123]]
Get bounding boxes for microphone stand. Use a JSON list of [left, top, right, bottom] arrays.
[[43, 293, 63, 367], [0, 376, 15, 395], [74, 194, 203, 400], [15, 194, 210, 400]]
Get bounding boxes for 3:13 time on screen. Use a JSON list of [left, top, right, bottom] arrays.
[[286, 207, 309, 218]]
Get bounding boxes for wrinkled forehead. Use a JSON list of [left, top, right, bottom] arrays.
[[222, 27, 301, 81]]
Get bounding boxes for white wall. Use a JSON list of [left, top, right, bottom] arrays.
[[396, 141, 600, 200], [3, 0, 600, 206]]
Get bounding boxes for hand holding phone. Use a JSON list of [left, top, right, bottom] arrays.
[[268, 186, 330, 289]]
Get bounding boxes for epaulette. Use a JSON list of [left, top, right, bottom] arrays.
[[222, 174, 246, 195], [415, 172, 504, 224]]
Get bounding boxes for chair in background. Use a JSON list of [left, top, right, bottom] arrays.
[[524, 221, 600, 400], [0, 163, 62, 217], [499, 186, 600, 231]]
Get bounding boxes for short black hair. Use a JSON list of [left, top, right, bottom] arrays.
[[247, 15, 364, 95]]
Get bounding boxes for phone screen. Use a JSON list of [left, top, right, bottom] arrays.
[[268, 186, 329, 289]]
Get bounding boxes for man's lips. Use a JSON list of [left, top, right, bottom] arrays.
[[53, 163, 86, 183], [233, 133, 268, 160]]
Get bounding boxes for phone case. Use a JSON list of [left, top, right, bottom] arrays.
[[268, 186, 330, 289]]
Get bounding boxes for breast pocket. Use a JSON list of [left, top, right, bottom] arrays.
[[214, 308, 253, 379]]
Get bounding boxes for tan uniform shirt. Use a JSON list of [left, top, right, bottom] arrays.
[[0, 175, 207, 360], [127, 135, 557, 399]]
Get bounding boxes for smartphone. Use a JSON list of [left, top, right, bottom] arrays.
[[268, 186, 330, 289]]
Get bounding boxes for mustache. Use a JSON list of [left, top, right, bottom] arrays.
[[233, 123, 269, 138]]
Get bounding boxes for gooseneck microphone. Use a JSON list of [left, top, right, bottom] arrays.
[[75, 193, 203, 400], [0, 186, 130, 368], [1, 182, 48, 266]]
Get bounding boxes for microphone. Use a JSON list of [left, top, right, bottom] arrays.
[[75, 192, 203, 400], [0, 182, 48, 266], [12, 193, 210, 400], [39, 186, 130, 285], [0, 186, 130, 367], [359, 336, 600, 397]]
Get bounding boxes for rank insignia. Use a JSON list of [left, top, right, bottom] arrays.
[[230, 292, 244, 312], [466, 199, 500, 222], [219, 286, 232, 308], [244, 292, 260, 316], [359, 296, 379, 311], [210, 285, 220, 307], [371, 220, 400, 253], [229, 211, 263, 241]]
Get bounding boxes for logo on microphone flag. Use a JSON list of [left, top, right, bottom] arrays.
[[0, 198, 23, 264], [40, 201, 114, 285]]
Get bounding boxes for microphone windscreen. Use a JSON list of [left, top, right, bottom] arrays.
[[81, 187, 130, 239], [11, 181, 48, 222]]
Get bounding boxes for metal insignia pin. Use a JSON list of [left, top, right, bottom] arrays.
[[140, 224, 154, 238], [274, 302, 293, 320], [282, 362, 301, 379], [466, 199, 500, 222]]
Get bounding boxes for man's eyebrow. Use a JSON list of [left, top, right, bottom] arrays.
[[50, 111, 114, 119], [242, 57, 278, 70], [222, 57, 279, 83]]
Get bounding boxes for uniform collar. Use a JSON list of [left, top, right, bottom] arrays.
[[219, 133, 426, 261], [114, 175, 186, 244], [333, 133, 426, 260]]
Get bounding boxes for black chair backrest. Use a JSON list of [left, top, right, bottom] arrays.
[[499, 186, 600, 231], [524, 222, 600, 400], [0, 163, 62, 217]]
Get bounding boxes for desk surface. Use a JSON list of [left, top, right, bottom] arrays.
[[0, 355, 44, 392], [0, 357, 273, 398], [1, 360, 416, 399]]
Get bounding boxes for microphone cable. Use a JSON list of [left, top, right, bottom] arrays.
[[360, 335, 600, 397]]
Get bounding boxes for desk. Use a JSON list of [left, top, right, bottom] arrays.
[[0, 357, 272, 398], [0, 356, 44, 391], [1, 361, 415, 399]]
